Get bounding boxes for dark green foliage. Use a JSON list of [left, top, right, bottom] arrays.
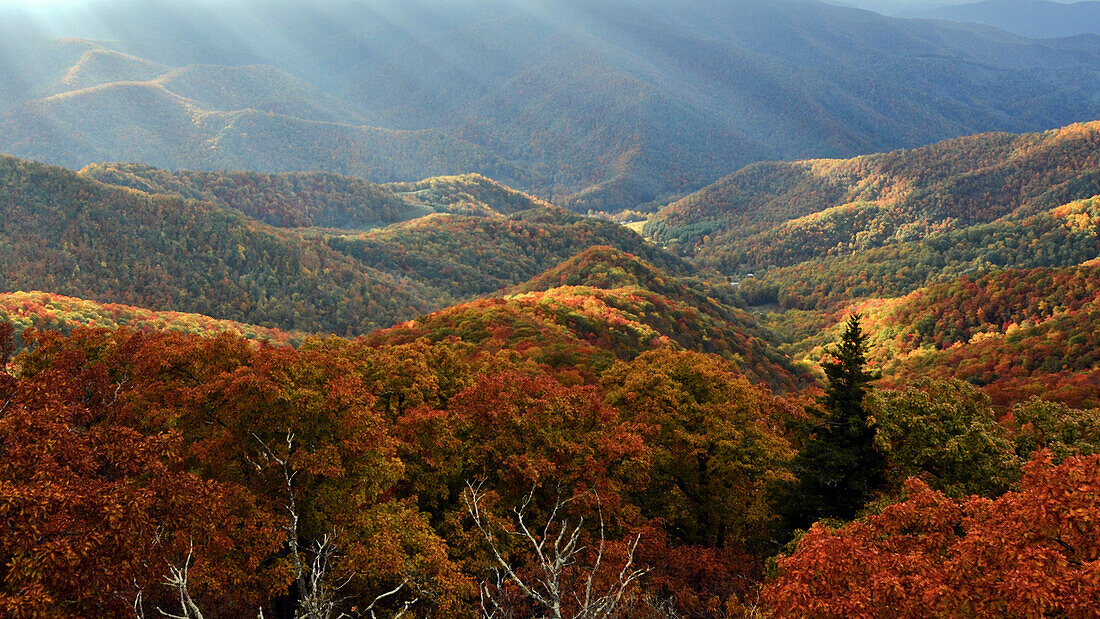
[[781, 315, 885, 531], [0, 155, 720, 340], [868, 380, 1021, 498], [0, 321, 13, 365], [0, 156, 438, 334], [1010, 398, 1100, 462], [80, 163, 431, 229], [385, 174, 550, 217], [326, 208, 690, 304]]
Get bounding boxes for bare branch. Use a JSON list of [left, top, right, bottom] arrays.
[[157, 539, 205, 619], [466, 482, 651, 619], [464, 480, 551, 609], [253, 432, 309, 603]]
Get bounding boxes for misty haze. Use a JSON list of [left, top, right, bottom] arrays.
[[0, 1, 1098, 617]]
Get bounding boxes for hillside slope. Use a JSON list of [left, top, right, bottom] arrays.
[[325, 208, 693, 305], [369, 246, 804, 390], [0, 290, 303, 348], [899, 0, 1100, 39], [648, 122, 1100, 309], [0, 155, 707, 337], [1, 0, 1098, 211], [79, 163, 431, 229], [0, 155, 438, 335], [766, 262, 1100, 408]]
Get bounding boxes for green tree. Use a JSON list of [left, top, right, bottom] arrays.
[[603, 349, 795, 551], [867, 379, 1021, 498], [781, 314, 885, 532], [1010, 397, 1100, 462]]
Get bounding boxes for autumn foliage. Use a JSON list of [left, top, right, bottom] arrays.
[[1, 297, 1098, 617], [0, 325, 805, 616], [765, 453, 1100, 618]]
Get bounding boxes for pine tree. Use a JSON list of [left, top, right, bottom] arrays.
[[780, 314, 885, 533]]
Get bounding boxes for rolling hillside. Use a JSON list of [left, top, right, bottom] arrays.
[[4, 3, 1100, 617], [0, 154, 721, 339], [368, 246, 804, 390], [324, 207, 692, 305], [1, 0, 1098, 211], [643, 120, 1100, 407], [764, 262, 1100, 408], [0, 290, 303, 348], [0, 155, 441, 335], [79, 163, 431, 229], [648, 121, 1100, 309], [899, 0, 1100, 39], [0, 152, 803, 392]]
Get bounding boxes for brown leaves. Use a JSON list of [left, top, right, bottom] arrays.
[[0, 383, 256, 616], [765, 453, 1100, 618]]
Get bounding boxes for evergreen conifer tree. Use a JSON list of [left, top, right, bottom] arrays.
[[780, 314, 885, 533]]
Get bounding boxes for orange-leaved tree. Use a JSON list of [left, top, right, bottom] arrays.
[[765, 452, 1100, 618]]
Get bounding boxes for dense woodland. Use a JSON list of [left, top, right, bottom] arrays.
[[79, 163, 434, 230], [0, 157, 692, 334], [80, 164, 548, 229], [0, 291, 303, 349], [3, 303, 1097, 616], [649, 121, 1100, 278], [1, 97, 1099, 616]]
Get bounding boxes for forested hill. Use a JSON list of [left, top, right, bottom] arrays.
[[368, 246, 805, 390], [0, 155, 439, 335], [0, 154, 731, 339], [647, 121, 1100, 310], [79, 163, 548, 229], [646, 120, 1100, 411], [0, 290, 303, 348], [323, 208, 696, 307], [2, 0, 1099, 211], [871, 262, 1100, 408], [762, 261, 1100, 409], [78, 163, 432, 230]]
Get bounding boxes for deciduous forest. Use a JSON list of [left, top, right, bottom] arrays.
[[1, 0, 1099, 615]]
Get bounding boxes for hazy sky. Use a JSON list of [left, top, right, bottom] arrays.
[[825, 0, 1079, 7], [0, 0, 87, 5], [0, 0, 1085, 20]]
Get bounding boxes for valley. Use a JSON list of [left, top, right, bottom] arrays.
[[2, 0, 1099, 212], [1, 1, 1098, 617]]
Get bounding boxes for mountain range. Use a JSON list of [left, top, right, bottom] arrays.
[[898, 0, 1100, 39], [641, 120, 1099, 409], [0, 154, 718, 335], [0, 153, 805, 393], [4, 3, 1100, 616], [2, 114, 1099, 616], [2, 118, 1098, 408], [1, 0, 1098, 212], [647, 120, 1100, 307]]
